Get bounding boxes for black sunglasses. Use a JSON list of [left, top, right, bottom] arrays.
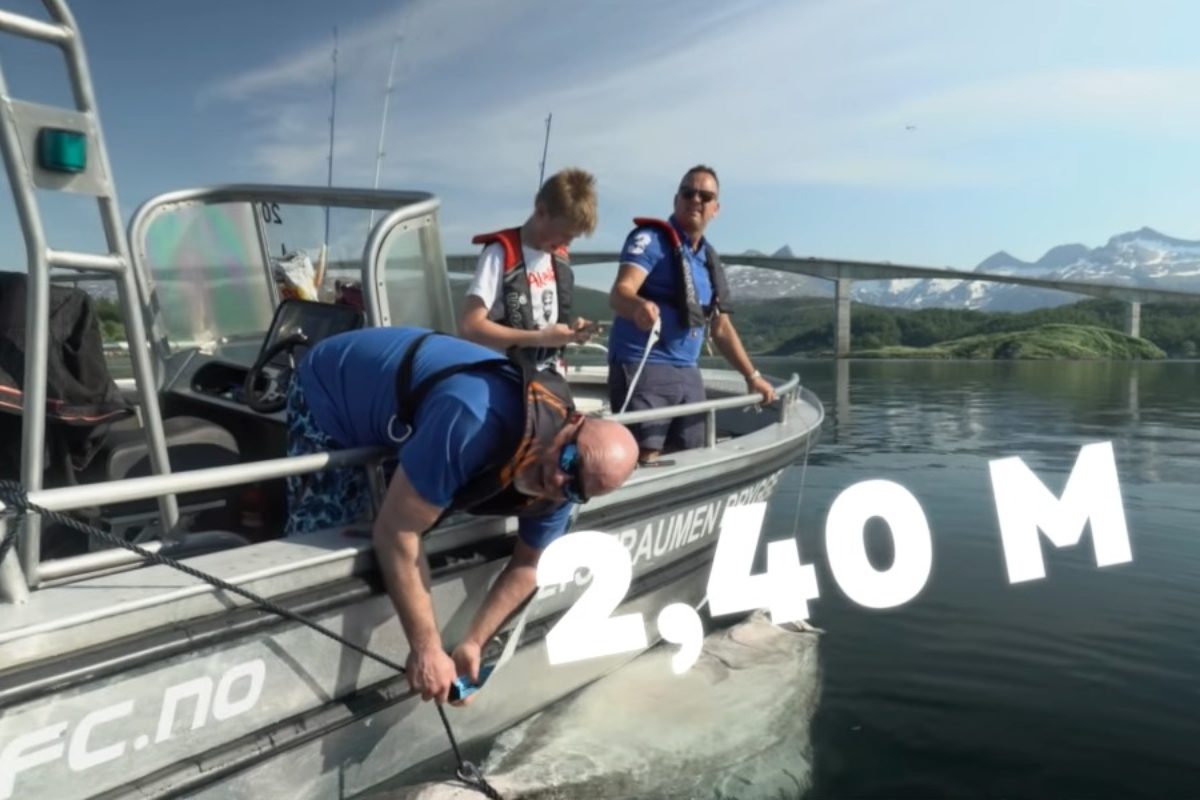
[[559, 441, 588, 504], [678, 187, 717, 204]]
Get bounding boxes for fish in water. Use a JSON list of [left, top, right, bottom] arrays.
[[378, 610, 823, 800]]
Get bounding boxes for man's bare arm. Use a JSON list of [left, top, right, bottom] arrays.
[[710, 312, 775, 404], [610, 264, 658, 330], [462, 538, 542, 649], [371, 465, 459, 702]]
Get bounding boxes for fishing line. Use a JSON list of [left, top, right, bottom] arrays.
[[619, 316, 662, 414]]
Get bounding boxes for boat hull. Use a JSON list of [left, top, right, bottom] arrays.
[[1, 464, 801, 800]]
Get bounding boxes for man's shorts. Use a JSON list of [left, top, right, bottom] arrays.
[[284, 377, 372, 536], [607, 361, 706, 453]]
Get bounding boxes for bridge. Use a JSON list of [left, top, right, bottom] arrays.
[[446, 253, 1200, 357]]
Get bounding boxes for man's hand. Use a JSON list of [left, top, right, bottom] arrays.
[[633, 300, 659, 331], [406, 643, 459, 704], [449, 640, 483, 707], [748, 373, 776, 405]]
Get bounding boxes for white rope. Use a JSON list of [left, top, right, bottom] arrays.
[[619, 316, 662, 414]]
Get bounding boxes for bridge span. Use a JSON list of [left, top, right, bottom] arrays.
[[446, 252, 1200, 357]]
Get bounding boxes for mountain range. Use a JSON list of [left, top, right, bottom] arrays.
[[726, 228, 1200, 311], [723, 246, 833, 300]]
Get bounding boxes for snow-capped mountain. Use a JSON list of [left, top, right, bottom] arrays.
[[724, 246, 832, 301], [850, 227, 1200, 311]]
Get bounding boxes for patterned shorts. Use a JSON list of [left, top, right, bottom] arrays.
[[284, 378, 373, 536]]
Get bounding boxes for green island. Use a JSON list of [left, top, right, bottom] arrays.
[[851, 324, 1164, 360], [570, 289, 1194, 360]]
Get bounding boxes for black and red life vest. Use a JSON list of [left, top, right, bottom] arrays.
[[631, 217, 733, 327], [471, 226, 575, 342], [392, 331, 577, 519]]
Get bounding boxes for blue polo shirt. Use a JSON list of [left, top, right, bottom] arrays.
[[607, 216, 713, 367], [297, 326, 573, 549]]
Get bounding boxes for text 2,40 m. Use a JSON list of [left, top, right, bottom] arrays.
[[538, 441, 1130, 672]]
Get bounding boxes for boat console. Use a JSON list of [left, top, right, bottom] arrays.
[[175, 298, 364, 417]]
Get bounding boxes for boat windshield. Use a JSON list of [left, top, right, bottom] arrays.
[[138, 192, 452, 367], [142, 202, 275, 358]]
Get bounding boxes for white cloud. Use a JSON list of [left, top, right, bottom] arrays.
[[199, 0, 1200, 251]]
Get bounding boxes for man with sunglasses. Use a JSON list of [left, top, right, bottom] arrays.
[[284, 325, 639, 706], [608, 165, 775, 464]]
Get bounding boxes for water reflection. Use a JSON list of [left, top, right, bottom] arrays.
[[767, 357, 1200, 800], [789, 358, 1200, 487], [834, 358, 850, 438]]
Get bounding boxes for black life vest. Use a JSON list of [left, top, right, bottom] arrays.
[[471, 227, 575, 368], [631, 217, 733, 328], [392, 332, 577, 519]]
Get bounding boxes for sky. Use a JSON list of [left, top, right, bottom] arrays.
[[0, 0, 1198, 275]]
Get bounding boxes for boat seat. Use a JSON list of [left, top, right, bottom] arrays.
[[86, 413, 240, 482]]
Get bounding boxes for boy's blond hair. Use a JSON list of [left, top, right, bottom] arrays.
[[536, 167, 598, 237]]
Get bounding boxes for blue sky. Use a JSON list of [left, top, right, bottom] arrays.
[[1, 0, 1199, 274]]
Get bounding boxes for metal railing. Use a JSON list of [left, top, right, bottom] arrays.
[[0, 374, 804, 596], [611, 373, 802, 447], [360, 197, 453, 330], [0, 0, 177, 588], [0, 446, 386, 592]]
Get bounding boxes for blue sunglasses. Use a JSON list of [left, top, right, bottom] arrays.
[[559, 442, 588, 504]]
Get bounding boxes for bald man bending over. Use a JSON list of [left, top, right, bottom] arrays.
[[284, 326, 638, 706]]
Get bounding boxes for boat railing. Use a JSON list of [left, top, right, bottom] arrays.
[[615, 373, 803, 447], [0, 0, 180, 589], [0, 374, 805, 600]]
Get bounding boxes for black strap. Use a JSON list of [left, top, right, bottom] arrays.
[[704, 242, 733, 315], [675, 240, 705, 328], [392, 332, 517, 434], [393, 331, 436, 425]]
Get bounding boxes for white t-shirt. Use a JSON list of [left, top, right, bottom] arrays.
[[468, 241, 563, 370]]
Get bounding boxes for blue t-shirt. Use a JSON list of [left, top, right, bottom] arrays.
[[297, 326, 573, 549], [607, 217, 713, 367]]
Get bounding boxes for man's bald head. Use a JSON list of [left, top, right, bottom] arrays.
[[577, 417, 639, 500]]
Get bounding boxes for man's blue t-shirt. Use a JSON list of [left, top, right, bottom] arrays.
[[297, 326, 573, 549], [607, 216, 713, 367]]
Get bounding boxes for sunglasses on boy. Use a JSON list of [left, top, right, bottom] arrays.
[[678, 187, 717, 204]]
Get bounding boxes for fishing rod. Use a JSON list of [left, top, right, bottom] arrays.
[[537, 113, 552, 190], [368, 34, 402, 231], [324, 26, 339, 253]]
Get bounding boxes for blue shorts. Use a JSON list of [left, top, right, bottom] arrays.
[[607, 361, 706, 453], [284, 377, 373, 536]]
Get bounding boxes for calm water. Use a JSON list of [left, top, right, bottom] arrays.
[[763, 358, 1200, 799]]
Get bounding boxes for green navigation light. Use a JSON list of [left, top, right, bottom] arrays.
[[37, 127, 87, 174]]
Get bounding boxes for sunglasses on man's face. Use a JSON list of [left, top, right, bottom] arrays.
[[558, 442, 588, 504], [678, 187, 717, 204]]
